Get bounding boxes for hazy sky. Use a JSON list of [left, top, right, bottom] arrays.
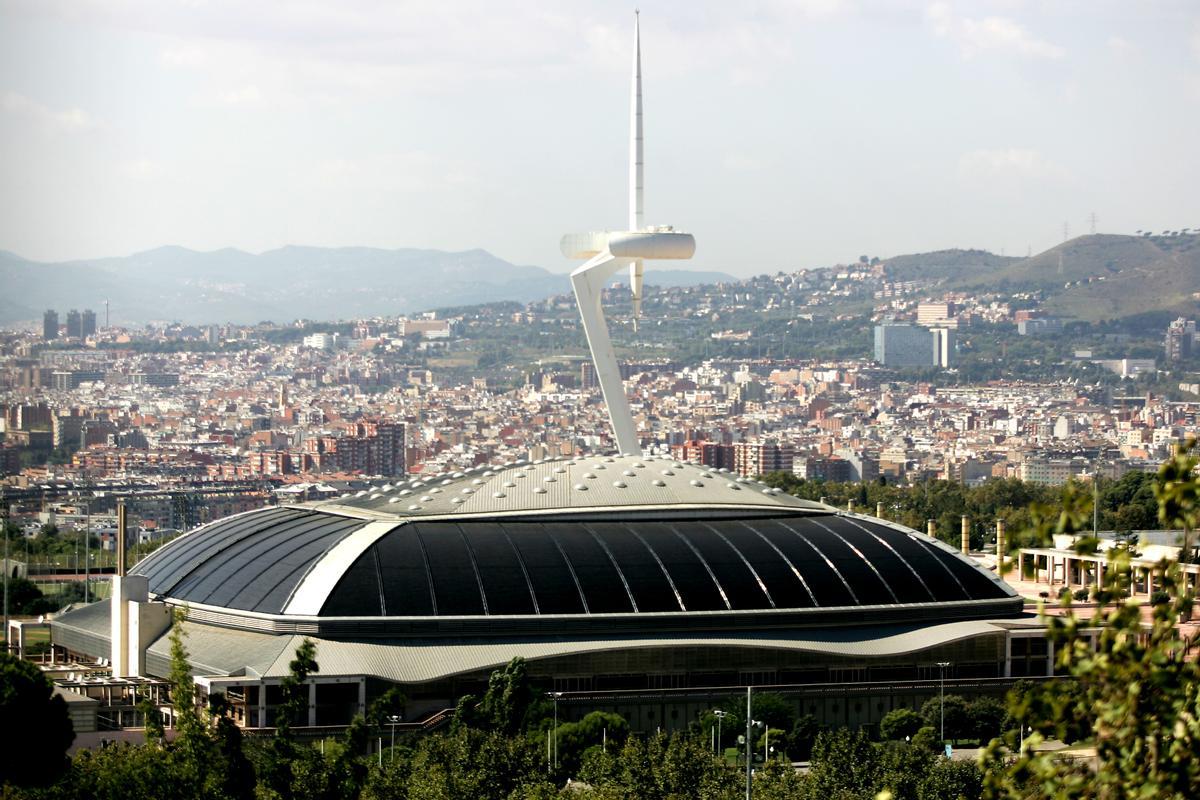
[[2, 0, 1198, 277]]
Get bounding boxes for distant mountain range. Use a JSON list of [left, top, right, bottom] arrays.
[[0, 246, 735, 325], [4, 233, 1197, 326]]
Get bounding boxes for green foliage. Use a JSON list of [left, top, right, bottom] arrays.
[[4, 576, 58, 615], [1154, 437, 1199, 561], [964, 697, 1005, 746], [920, 694, 971, 742], [752, 757, 806, 800], [982, 438, 1200, 799], [0, 652, 75, 788], [878, 739, 935, 800], [879, 707, 924, 741], [404, 725, 543, 800], [258, 637, 318, 800], [546, 710, 628, 778], [804, 728, 881, 798], [478, 657, 535, 736], [788, 713, 820, 760], [918, 758, 983, 800], [911, 726, 940, 754]]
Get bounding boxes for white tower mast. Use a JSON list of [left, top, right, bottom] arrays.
[[629, 12, 645, 329], [561, 12, 695, 455]]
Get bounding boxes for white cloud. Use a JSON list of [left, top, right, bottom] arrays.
[[118, 159, 169, 181], [1107, 35, 1134, 55], [1, 90, 97, 130], [160, 44, 208, 67], [723, 152, 764, 172], [312, 151, 474, 191], [217, 85, 262, 106], [926, 2, 1064, 60], [1191, 26, 1200, 61], [957, 147, 1065, 180]]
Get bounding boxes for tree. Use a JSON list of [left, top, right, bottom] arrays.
[[0, 652, 75, 787], [919, 758, 982, 800], [478, 657, 534, 735], [878, 739, 935, 800], [1154, 437, 1199, 562], [258, 638, 318, 800], [879, 707, 924, 741], [983, 438, 1200, 798], [788, 713, 820, 760], [547, 710, 628, 778], [965, 696, 1005, 745], [804, 728, 881, 798], [920, 694, 970, 742]]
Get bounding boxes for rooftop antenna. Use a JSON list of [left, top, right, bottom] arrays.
[[561, 11, 695, 455]]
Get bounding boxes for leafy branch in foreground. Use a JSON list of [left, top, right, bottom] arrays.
[[983, 438, 1200, 799]]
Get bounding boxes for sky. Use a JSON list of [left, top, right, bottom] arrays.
[[1, 0, 1198, 278]]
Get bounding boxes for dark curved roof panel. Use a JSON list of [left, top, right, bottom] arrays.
[[318, 514, 1012, 618], [133, 508, 365, 614]]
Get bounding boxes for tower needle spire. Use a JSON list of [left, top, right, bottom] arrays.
[[629, 10, 645, 329]]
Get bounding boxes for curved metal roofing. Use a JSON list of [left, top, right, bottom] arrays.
[[316, 515, 1008, 617], [131, 456, 1019, 631], [312, 455, 824, 518]]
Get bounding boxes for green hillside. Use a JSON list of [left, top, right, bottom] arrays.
[[881, 248, 1019, 282], [954, 233, 1200, 322]]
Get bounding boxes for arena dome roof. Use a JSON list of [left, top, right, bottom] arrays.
[[131, 455, 1021, 637]]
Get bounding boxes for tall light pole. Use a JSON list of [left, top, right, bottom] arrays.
[[387, 714, 401, 762], [2, 501, 9, 650], [713, 709, 727, 755], [83, 500, 90, 603], [549, 691, 563, 770], [937, 661, 952, 744], [745, 686, 753, 800]]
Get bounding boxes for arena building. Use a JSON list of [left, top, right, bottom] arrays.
[[51, 454, 1046, 733]]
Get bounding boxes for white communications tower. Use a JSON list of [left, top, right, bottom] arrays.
[[561, 11, 696, 455]]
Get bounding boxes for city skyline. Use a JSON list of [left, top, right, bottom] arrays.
[[1, 1, 1198, 276]]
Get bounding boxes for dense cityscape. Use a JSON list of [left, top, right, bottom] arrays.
[[3, 2, 1200, 799]]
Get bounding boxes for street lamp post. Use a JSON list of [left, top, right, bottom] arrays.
[[387, 714, 402, 762], [713, 709, 727, 755], [549, 691, 563, 770], [745, 686, 753, 800], [2, 501, 9, 650], [937, 661, 952, 745], [83, 501, 90, 603]]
